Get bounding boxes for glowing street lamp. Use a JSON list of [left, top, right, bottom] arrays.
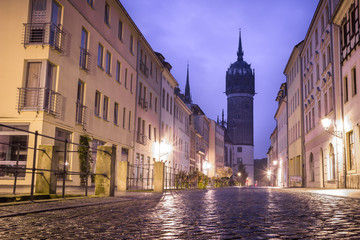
[[321, 117, 342, 138], [237, 172, 241, 177], [321, 118, 332, 130], [273, 160, 278, 166]]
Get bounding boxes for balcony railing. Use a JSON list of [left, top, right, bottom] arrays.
[[79, 47, 91, 71], [138, 97, 148, 111], [139, 61, 149, 77], [17, 88, 62, 116], [23, 23, 66, 53], [136, 132, 147, 145], [76, 102, 87, 125]]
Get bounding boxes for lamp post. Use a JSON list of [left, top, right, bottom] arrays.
[[266, 170, 271, 187]]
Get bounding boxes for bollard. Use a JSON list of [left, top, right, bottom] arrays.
[[154, 161, 165, 192], [35, 145, 57, 194], [118, 161, 128, 191], [95, 145, 116, 196]]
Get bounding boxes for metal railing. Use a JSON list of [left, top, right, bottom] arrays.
[[0, 123, 110, 200], [17, 87, 62, 116], [138, 97, 148, 111], [127, 164, 154, 190], [139, 61, 149, 77], [79, 47, 90, 71], [23, 22, 66, 53], [136, 132, 147, 145], [75, 102, 87, 125]]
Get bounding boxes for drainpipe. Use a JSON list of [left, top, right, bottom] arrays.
[[132, 37, 141, 166], [329, 0, 341, 189], [332, 18, 347, 189], [159, 68, 164, 162], [300, 53, 306, 188]]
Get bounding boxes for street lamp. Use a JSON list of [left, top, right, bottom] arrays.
[[273, 160, 278, 166], [237, 172, 241, 177], [321, 117, 342, 138], [266, 170, 271, 179]]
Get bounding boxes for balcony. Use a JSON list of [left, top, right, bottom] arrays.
[[23, 23, 66, 53], [139, 61, 149, 77], [136, 132, 147, 145], [138, 97, 148, 111], [75, 102, 87, 125], [17, 88, 62, 116], [79, 47, 91, 71]]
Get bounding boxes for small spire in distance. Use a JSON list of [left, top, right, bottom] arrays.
[[237, 28, 244, 61], [185, 62, 192, 104]]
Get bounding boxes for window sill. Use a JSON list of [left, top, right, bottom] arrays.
[[98, 66, 104, 71]]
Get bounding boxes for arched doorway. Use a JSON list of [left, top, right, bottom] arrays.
[[328, 144, 335, 180], [309, 153, 314, 182]]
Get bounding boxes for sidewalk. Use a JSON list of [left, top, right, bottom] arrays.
[[278, 187, 360, 199], [0, 191, 163, 218]]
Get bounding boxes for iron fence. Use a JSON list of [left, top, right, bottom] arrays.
[[127, 164, 153, 190], [0, 123, 110, 200], [164, 167, 200, 190]]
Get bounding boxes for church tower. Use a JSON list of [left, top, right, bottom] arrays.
[[225, 30, 255, 184]]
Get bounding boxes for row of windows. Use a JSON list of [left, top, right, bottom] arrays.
[[93, 90, 132, 130], [342, 1, 359, 47], [80, 27, 134, 93], [139, 49, 159, 82], [288, 121, 301, 144], [343, 67, 358, 102], [287, 57, 300, 87], [162, 88, 173, 115], [305, 86, 333, 134], [303, 3, 330, 71], [86, 0, 134, 54], [138, 82, 158, 112], [136, 117, 157, 142], [288, 88, 300, 117], [303, 45, 331, 100], [174, 135, 189, 159], [97, 43, 133, 91]]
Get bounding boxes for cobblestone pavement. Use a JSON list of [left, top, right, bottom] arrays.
[[1, 187, 360, 239]]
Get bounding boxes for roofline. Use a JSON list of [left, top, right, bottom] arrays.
[[301, 0, 324, 53], [115, 1, 167, 72], [283, 40, 304, 74], [175, 96, 192, 114]]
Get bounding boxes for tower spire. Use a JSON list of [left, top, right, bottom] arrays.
[[237, 29, 244, 61], [184, 62, 192, 104]]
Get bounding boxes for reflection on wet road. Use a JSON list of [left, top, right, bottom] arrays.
[[1, 187, 360, 239]]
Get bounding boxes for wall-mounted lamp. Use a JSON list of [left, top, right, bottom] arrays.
[[321, 118, 342, 138]]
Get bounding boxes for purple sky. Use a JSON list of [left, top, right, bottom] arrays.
[[121, 0, 319, 159]]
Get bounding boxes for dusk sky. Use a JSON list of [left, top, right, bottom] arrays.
[[121, 0, 320, 159]]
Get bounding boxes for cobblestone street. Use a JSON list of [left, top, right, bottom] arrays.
[[1, 187, 360, 239]]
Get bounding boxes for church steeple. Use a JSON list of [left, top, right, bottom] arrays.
[[237, 29, 244, 61], [184, 63, 192, 104]]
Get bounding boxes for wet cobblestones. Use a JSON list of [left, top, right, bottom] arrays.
[[1, 187, 360, 239]]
